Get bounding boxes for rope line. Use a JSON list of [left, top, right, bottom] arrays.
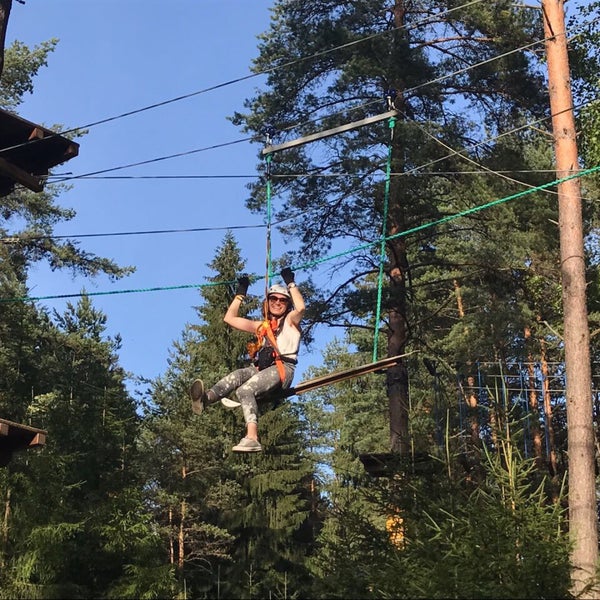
[[0, 0, 488, 161], [281, 164, 600, 274], [265, 152, 273, 300], [41, 9, 599, 187], [373, 115, 396, 363], [0, 281, 230, 304], [3, 165, 598, 305]]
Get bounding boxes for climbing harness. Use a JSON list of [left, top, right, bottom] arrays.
[[248, 317, 296, 383]]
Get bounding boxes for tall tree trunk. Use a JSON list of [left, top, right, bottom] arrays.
[[386, 0, 411, 456], [168, 506, 174, 565], [464, 375, 480, 446], [178, 499, 186, 571], [526, 363, 544, 464], [387, 259, 409, 454], [1, 485, 10, 569], [455, 281, 481, 447], [542, 0, 598, 595], [524, 327, 544, 466], [540, 342, 558, 476]]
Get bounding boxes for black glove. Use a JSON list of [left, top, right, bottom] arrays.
[[280, 267, 295, 285], [235, 275, 250, 296]]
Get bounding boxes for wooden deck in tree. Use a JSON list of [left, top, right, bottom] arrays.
[[0, 418, 47, 467], [0, 109, 79, 196]]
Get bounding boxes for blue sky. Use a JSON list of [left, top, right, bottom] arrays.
[[7, 0, 309, 387], [6, 0, 592, 392]]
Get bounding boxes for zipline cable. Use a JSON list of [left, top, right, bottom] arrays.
[[3, 165, 598, 305], [43, 8, 599, 187], [4, 95, 598, 247], [293, 164, 600, 273], [0, 0, 489, 159], [265, 149, 273, 300]]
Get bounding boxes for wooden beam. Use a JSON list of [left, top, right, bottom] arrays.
[[359, 451, 434, 477], [0, 417, 47, 467], [29, 126, 44, 140], [282, 353, 409, 397], [0, 155, 43, 192], [262, 110, 398, 155]]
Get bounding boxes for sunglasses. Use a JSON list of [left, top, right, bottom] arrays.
[[268, 296, 289, 304]]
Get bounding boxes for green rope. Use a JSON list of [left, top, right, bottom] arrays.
[[0, 281, 229, 304], [290, 163, 600, 272], [2, 164, 598, 305], [373, 116, 396, 363]]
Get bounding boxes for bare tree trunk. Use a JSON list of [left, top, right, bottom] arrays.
[[453, 279, 464, 320], [387, 284, 409, 454], [1, 485, 10, 569], [524, 327, 544, 466], [455, 281, 481, 447], [540, 342, 558, 476], [465, 375, 480, 445], [542, 1, 598, 595], [527, 363, 544, 464], [168, 506, 174, 565], [178, 499, 186, 570]]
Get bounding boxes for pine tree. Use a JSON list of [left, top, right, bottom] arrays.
[[307, 342, 572, 598], [139, 233, 321, 598], [0, 297, 153, 598], [233, 0, 555, 457]]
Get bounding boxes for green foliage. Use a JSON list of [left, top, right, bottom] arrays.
[[0, 294, 154, 598], [0, 39, 58, 110], [136, 233, 321, 598], [309, 439, 571, 599], [106, 564, 177, 600], [1, 2, 598, 597]]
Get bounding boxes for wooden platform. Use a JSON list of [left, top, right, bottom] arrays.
[[359, 452, 436, 477], [0, 418, 47, 467], [282, 353, 408, 398], [0, 109, 79, 196]]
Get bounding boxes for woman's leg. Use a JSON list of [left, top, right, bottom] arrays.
[[208, 366, 257, 402], [236, 364, 296, 431]]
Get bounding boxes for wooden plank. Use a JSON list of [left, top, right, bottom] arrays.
[[0, 415, 47, 466], [29, 127, 45, 140], [0, 156, 43, 191], [282, 353, 409, 397], [29, 432, 46, 447], [0, 417, 46, 434], [0, 108, 80, 197], [262, 110, 398, 155]]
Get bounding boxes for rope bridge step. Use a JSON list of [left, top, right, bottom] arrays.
[[282, 353, 409, 397]]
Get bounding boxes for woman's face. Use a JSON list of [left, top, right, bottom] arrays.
[[268, 294, 290, 317]]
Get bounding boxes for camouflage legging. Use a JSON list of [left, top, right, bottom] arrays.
[[209, 363, 296, 425]]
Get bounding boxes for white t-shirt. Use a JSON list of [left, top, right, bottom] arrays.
[[274, 316, 301, 361]]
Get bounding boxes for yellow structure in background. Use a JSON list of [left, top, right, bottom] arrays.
[[386, 512, 405, 548]]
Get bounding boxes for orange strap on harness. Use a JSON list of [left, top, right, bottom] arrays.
[[249, 319, 286, 383]]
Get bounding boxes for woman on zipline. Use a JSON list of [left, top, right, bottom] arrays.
[[190, 267, 305, 452]]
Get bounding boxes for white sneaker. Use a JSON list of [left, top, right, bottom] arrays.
[[232, 437, 262, 452], [221, 397, 241, 409]]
